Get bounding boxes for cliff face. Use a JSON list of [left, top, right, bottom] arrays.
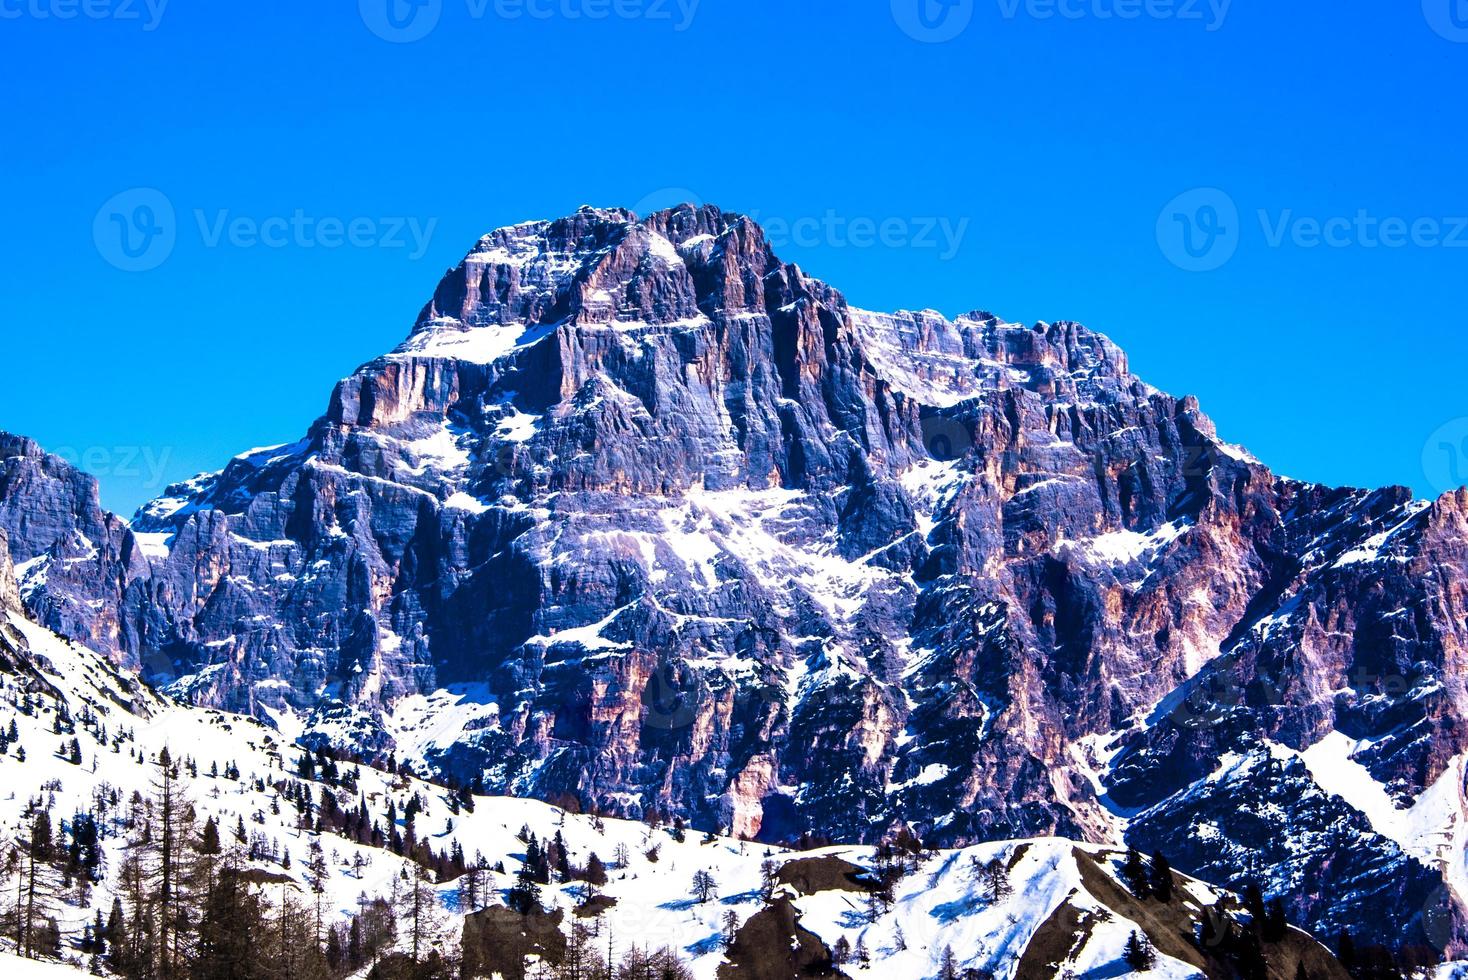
[[0, 433, 151, 653], [2, 204, 1465, 952], [0, 528, 19, 613]]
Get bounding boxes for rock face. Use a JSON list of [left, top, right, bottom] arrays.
[[0, 529, 17, 612], [2, 204, 1466, 954], [0, 433, 150, 651]]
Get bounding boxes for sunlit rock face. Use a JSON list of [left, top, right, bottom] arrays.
[[3, 204, 1467, 953]]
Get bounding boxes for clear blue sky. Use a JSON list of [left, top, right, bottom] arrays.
[[3, 1, 1466, 515]]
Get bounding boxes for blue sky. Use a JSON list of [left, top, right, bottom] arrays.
[[2, 1, 1466, 514]]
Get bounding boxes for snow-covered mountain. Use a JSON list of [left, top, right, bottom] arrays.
[[3, 203, 1467, 960], [0, 595, 1353, 978]]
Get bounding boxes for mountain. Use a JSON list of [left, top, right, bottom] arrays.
[[0, 599, 1351, 979], [3, 203, 1466, 958]]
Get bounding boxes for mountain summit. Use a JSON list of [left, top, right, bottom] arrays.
[[3, 203, 1466, 953]]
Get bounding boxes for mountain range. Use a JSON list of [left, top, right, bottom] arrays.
[[4, 203, 1466, 961]]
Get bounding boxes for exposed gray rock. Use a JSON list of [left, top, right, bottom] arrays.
[[0, 528, 20, 613]]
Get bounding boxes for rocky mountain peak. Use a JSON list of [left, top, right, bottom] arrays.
[[1, 205, 1465, 954]]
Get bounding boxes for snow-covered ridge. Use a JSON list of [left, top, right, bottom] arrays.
[[0, 609, 1364, 980]]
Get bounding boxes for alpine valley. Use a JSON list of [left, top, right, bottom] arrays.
[[2, 204, 1465, 978]]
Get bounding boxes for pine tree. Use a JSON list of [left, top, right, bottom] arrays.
[[192, 863, 270, 980], [864, 881, 891, 922], [143, 746, 196, 978], [1336, 931, 1356, 973], [1263, 898, 1288, 942], [553, 829, 571, 881], [305, 839, 329, 947], [692, 868, 718, 903], [105, 897, 127, 974], [1123, 931, 1155, 971], [1122, 847, 1151, 899], [618, 946, 694, 979], [559, 921, 607, 980], [939, 945, 959, 979], [1149, 852, 1173, 902], [12, 811, 60, 959], [832, 935, 851, 965], [759, 858, 779, 900], [508, 857, 542, 915], [459, 857, 485, 914], [585, 852, 607, 887]]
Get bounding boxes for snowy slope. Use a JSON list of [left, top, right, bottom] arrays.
[[0, 610, 1358, 979]]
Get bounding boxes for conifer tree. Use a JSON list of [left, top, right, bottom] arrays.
[[508, 858, 542, 915], [305, 839, 329, 947], [396, 862, 440, 963], [585, 852, 607, 887], [1123, 931, 1155, 971], [692, 868, 718, 904], [1149, 852, 1173, 902], [12, 811, 60, 959], [1122, 847, 1151, 899], [939, 945, 959, 979]]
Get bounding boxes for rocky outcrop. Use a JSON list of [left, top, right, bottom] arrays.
[[3, 204, 1466, 953], [0, 433, 151, 655], [0, 529, 20, 613]]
